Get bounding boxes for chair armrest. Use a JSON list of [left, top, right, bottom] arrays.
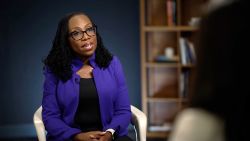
[[33, 106, 46, 141], [131, 105, 147, 141]]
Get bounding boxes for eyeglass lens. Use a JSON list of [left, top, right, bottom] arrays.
[[70, 26, 96, 40]]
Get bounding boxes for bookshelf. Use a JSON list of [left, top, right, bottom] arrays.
[[140, 0, 207, 139]]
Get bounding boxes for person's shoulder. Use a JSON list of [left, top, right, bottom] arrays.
[[107, 55, 125, 72], [177, 108, 217, 120], [42, 65, 57, 78], [174, 108, 223, 129], [43, 65, 52, 73], [111, 55, 119, 61], [109, 55, 121, 66], [170, 108, 225, 141]]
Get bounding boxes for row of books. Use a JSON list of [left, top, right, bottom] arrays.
[[179, 37, 196, 65], [179, 37, 195, 98]]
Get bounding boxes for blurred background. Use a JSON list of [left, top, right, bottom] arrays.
[[0, 0, 140, 140]]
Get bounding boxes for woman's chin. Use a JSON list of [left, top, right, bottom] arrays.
[[82, 51, 94, 57]]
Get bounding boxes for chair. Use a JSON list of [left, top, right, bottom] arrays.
[[33, 105, 147, 141]]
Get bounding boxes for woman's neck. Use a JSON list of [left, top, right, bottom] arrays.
[[74, 54, 91, 65], [78, 55, 90, 65], [82, 58, 89, 65]]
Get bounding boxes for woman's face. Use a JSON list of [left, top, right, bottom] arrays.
[[68, 14, 97, 59]]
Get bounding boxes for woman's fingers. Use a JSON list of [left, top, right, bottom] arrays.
[[89, 131, 105, 139]]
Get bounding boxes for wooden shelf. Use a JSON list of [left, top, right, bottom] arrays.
[[181, 64, 195, 68], [147, 131, 170, 138], [143, 26, 198, 32], [146, 62, 179, 68], [147, 97, 180, 102], [140, 0, 204, 139]]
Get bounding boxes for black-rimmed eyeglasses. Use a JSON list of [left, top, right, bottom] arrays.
[[69, 25, 97, 41]]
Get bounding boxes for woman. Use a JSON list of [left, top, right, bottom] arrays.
[[169, 0, 249, 141], [42, 12, 132, 141]]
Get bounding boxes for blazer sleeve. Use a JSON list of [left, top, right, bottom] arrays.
[[42, 67, 81, 140], [105, 56, 132, 136]]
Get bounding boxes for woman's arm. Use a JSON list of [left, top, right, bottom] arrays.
[[42, 67, 81, 140], [104, 57, 132, 136]]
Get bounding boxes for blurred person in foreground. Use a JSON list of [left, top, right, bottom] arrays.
[[42, 12, 132, 141], [168, 0, 249, 141]]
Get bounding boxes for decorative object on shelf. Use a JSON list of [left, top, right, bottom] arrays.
[[188, 17, 201, 27], [165, 47, 174, 59]]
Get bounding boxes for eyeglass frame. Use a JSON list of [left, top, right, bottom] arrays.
[[68, 25, 97, 41]]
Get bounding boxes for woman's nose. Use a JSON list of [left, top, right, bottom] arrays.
[[81, 33, 90, 41]]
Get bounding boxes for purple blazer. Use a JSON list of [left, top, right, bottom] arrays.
[[42, 54, 131, 141]]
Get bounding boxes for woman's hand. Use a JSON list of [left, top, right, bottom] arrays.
[[99, 131, 113, 141], [73, 131, 105, 141]]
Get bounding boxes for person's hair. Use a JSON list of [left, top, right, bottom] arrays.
[[189, 1, 248, 141], [43, 12, 113, 82]]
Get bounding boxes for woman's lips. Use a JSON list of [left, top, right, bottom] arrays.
[[81, 43, 93, 50]]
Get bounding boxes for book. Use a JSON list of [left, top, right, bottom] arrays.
[[187, 41, 196, 64], [172, 0, 177, 25], [166, 0, 174, 26], [180, 71, 190, 98], [155, 55, 178, 63], [179, 38, 188, 65]]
